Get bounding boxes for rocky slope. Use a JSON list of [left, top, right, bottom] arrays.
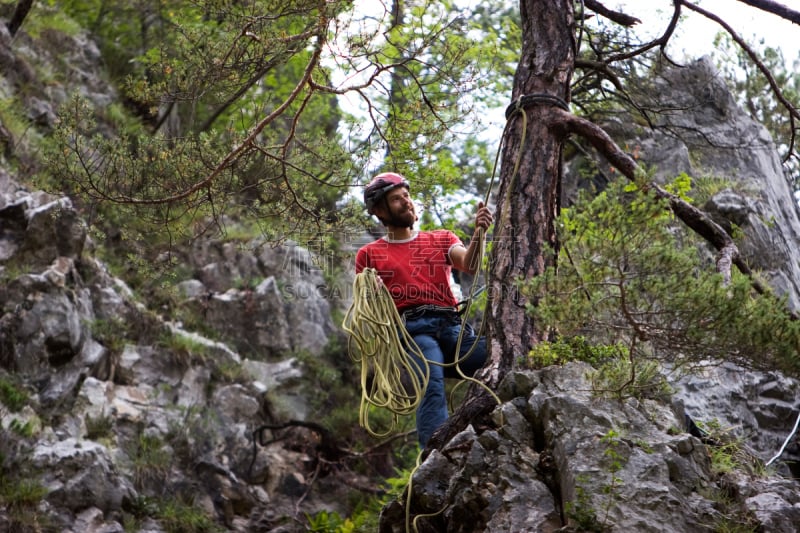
[[1, 14, 368, 532], [0, 169, 360, 531], [1, 9, 800, 533]]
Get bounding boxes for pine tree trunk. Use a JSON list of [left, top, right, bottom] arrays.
[[427, 0, 576, 451], [7, 0, 33, 36], [485, 0, 576, 385]]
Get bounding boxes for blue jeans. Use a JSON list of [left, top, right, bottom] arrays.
[[403, 312, 487, 448]]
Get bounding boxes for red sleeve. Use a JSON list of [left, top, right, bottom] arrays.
[[440, 230, 463, 265]]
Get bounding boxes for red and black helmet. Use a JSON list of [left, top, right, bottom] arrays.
[[363, 172, 409, 214]]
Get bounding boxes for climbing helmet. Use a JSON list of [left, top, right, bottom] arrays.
[[363, 172, 410, 214]]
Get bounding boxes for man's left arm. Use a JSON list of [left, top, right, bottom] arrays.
[[450, 202, 493, 274]]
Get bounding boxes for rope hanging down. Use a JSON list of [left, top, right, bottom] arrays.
[[766, 408, 800, 467]]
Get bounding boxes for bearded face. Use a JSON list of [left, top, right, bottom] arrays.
[[375, 187, 417, 229]]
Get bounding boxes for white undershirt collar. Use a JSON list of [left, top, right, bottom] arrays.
[[382, 230, 419, 243]]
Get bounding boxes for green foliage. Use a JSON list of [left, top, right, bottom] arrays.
[[126, 431, 172, 490], [0, 98, 32, 144], [8, 418, 35, 438], [703, 482, 761, 533], [40, 0, 510, 259], [292, 343, 397, 447], [45, 1, 359, 247], [687, 174, 745, 206], [307, 466, 415, 533], [524, 336, 622, 369], [122, 495, 160, 531], [589, 356, 673, 401], [365, 7, 478, 165], [44, 95, 226, 245], [90, 317, 129, 355], [121, 494, 221, 533], [85, 412, 115, 441], [0, 476, 47, 507], [157, 497, 222, 533], [158, 330, 214, 369], [211, 360, 248, 384], [0, 474, 49, 531], [712, 517, 759, 533], [361, 1, 513, 217], [0, 377, 28, 412], [306, 510, 353, 533], [19, 1, 81, 37], [698, 420, 766, 477], [598, 429, 626, 525], [564, 477, 606, 532], [522, 177, 800, 382], [566, 430, 628, 532]]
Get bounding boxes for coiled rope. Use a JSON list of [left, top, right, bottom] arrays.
[[342, 265, 502, 437], [341, 268, 430, 438]]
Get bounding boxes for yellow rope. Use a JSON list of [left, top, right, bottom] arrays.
[[444, 97, 526, 403], [341, 268, 430, 438], [342, 266, 503, 439]]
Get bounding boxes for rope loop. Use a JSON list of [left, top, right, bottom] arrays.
[[504, 92, 570, 120], [342, 269, 429, 438]]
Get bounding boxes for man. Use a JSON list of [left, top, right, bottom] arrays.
[[355, 172, 493, 448]]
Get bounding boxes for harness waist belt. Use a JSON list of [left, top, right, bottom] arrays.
[[400, 304, 458, 321]]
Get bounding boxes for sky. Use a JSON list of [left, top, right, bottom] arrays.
[[610, 0, 800, 61]]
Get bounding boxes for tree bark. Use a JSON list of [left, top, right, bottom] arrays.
[[7, 0, 33, 37], [485, 0, 576, 385]]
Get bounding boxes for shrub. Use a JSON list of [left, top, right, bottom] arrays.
[[522, 177, 800, 382], [0, 377, 28, 412]]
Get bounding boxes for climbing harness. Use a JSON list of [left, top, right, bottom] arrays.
[[401, 304, 459, 322]]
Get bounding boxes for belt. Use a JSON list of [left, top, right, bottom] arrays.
[[400, 304, 459, 321]]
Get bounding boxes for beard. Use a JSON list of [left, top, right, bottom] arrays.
[[383, 205, 416, 229]]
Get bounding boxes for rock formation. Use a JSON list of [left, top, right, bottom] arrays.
[[1, 11, 799, 533]]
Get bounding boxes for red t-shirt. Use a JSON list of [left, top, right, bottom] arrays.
[[355, 230, 463, 312]]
